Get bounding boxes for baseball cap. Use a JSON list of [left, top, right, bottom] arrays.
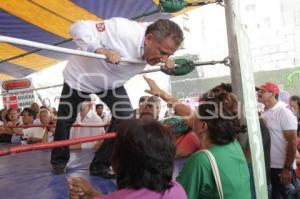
[[161, 116, 189, 135], [256, 82, 279, 95]]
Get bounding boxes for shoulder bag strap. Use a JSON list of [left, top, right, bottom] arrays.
[[201, 149, 224, 199]]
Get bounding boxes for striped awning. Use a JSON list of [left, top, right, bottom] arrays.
[[0, 0, 194, 80]]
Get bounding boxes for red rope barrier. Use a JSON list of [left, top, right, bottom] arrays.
[[0, 132, 116, 157], [7, 123, 110, 129], [0, 123, 176, 157]]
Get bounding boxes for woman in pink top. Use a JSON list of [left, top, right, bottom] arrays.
[[68, 118, 187, 199]]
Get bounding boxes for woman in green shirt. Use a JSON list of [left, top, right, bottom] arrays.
[[144, 76, 251, 199]]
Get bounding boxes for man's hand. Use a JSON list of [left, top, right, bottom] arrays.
[[164, 58, 175, 69], [280, 169, 291, 185], [27, 137, 42, 144], [0, 126, 5, 134], [95, 48, 121, 64], [4, 122, 14, 134], [160, 58, 176, 75], [68, 177, 101, 199]]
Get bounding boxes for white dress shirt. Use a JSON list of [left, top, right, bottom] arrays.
[[99, 112, 111, 124], [70, 110, 105, 149], [63, 17, 150, 93]]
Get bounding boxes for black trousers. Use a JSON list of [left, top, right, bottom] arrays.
[[51, 82, 133, 169], [270, 168, 298, 199]]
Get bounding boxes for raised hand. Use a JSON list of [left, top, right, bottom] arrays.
[[143, 76, 163, 96]]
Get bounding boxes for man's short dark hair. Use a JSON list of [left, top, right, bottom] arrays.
[[112, 118, 176, 192], [145, 19, 184, 47], [95, 104, 104, 109], [21, 108, 36, 119]]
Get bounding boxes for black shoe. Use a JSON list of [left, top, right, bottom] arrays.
[[51, 164, 66, 175], [90, 167, 115, 179]]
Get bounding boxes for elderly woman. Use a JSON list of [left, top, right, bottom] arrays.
[[143, 76, 251, 199], [68, 118, 187, 199]]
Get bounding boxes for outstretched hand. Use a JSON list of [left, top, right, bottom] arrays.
[[143, 76, 164, 96], [144, 76, 182, 116]]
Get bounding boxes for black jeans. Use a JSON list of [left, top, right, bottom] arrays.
[[51, 82, 133, 170], [270, 168, 298, 199]]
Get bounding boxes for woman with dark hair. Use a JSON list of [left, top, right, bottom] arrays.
[[144, 76, 251, 199], [68, 118, 187, 199]]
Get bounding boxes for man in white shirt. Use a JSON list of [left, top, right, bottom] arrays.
[[257, 82, 298, 199], [95, 104, 111, 125], [51, 18, 184, 178], [20, 108, 35, 126], [70, 99, 105, 150]]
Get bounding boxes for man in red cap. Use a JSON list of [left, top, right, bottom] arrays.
[[257, 82, 298, 198], [256, 82, 280, 96]]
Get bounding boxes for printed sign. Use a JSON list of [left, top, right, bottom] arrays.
[[1, 78, 35, 109]]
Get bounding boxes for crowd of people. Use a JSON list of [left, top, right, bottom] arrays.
[[65, 79, 299, 199], [2, 80, 299, 199], [67, 76, 254, 199], [2, 17, 300, 199], [0, 101, 111, 147], [0, 103, 56, 144]]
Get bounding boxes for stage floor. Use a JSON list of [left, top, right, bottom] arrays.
[[0, 146, 186, 199]]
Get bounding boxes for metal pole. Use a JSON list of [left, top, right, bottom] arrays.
[[224, 0, 268, 198], [224, 0, 243, 102], [0, 59, 227, 95], [224, 0, 248, 151]]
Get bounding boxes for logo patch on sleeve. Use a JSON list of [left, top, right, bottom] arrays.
[[96, 22, 106, 32]]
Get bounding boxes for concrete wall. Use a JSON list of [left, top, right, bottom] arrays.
[[171, 66, 300, 97], [171, 0, 300, 96], [240, 0, 300, 70]]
